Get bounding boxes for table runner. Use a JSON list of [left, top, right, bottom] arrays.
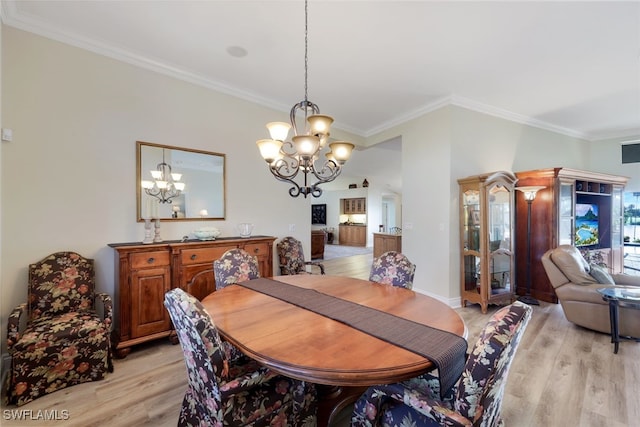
[[237, 278, 467, 397]]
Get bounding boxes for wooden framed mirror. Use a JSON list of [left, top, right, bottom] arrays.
[[137, 141, 226, 221]]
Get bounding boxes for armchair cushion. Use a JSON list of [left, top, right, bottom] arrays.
[[589, 264, 615, 285]]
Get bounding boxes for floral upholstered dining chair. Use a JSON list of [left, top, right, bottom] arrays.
[[164, 288, 317, 426], [369, 251, 416, 289], [351, 301, 532, 427], [213, 248, 260, 289], [6, 251, 113, 406], [277, 236, 325, 275]]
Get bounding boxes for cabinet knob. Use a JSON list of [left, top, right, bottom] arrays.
[[254, 248, 259, 254], [191, 254, 197, 260], [147, 257, 155, 264]]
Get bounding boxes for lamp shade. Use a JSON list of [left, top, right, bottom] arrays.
[[516, 186, 546, 201], [328, 142, 355, 164], [266, 122, 291, 142], [293, 135, 320, 159], [256, 139, 283, 163], [307, 114, 333, 135]]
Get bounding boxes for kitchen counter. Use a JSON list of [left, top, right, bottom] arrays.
[[373, 232, 402, 257]]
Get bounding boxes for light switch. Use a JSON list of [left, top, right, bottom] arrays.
[[1, 128, 13, 142]]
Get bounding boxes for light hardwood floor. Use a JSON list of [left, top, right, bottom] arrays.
[[2, 252, 639, 426]]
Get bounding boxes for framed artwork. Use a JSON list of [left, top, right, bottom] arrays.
[[312, 204, 327, 225], [471, 210, 481, 226]]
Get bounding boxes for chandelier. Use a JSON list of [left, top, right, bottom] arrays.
[[141, 149, 185, 204], [256, 0, 354, 198]]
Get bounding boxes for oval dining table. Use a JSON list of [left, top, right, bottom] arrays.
[[201, 274, 466, 426]]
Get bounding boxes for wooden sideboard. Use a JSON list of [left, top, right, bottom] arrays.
[[109, 236, 276, 357], [373, 232, 402, 258]]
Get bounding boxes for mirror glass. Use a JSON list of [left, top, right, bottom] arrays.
[[137, 141, 225, 221]]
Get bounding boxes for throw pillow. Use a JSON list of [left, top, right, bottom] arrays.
[[589, 263, 615, 285]]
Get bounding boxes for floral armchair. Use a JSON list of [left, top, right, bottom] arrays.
[[277, 236, 325, 275], [351, 301, 532, 427], [369, 251, 416, 289], [6, 251, 113, 406], [213, 248, 260, 289], [164, 288, 317, 426]]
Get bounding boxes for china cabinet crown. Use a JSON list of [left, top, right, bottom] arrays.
[[458, 171, 517, 313]]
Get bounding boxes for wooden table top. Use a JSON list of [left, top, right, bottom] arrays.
[[201, 274, 466, 386]]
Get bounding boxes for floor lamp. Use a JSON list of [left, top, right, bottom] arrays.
[[516, 186, 545, 305]]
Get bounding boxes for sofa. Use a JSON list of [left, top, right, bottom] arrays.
[[541, 245, 640, 337]]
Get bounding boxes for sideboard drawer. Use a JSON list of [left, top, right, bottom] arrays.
[[243, 243, 270, 257], [130, 251, 170, 269], [181, 246, 234, 265]]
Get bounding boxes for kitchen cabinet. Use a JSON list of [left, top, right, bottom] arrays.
[[373, 233, 402, 258], [342, 198, 367, 214], [514, 168, 627, 303], [339, 225, 367, 246], [109, 236, 275, 357]]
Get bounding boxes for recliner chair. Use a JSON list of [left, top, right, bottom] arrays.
[[541, 245, 640, 337]]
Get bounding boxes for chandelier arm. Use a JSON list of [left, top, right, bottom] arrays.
[[268, 164, 306, 198]]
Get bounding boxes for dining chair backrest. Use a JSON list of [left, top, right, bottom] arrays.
[[164, 288, 227, 415], [369, 251, 416, 289], [454, 301, 532, 424], [28, 251, 96, 320], [277, 236, 325, 275], [213, 248, 260, 289]]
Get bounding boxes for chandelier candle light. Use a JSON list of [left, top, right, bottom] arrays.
[[256, 0, 354, 198], [141, 149, 185, 204]]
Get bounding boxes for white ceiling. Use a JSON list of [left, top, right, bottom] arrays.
[[2, 0, 639, 142], [1, 1, 639, 194]]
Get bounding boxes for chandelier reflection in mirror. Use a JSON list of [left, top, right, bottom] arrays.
[[256, 0, 354, 198], [141, 149, 186, 204]]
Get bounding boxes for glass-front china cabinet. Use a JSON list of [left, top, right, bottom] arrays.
[[458, 171, 517, 313]]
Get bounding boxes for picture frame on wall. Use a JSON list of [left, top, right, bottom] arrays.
[[312, 204, 327, 225]]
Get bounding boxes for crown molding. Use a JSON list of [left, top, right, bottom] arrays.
[[2, 1, 632, 143]]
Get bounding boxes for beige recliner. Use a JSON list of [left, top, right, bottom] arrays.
[[541, 245, 640, 337]]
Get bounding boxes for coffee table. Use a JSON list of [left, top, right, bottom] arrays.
[[596, 287, 640, 353]]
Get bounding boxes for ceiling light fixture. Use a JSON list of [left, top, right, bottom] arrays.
[[141, 149, 185, 204], [256, 0, 354, 198]]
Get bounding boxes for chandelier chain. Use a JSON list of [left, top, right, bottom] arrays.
[[304, 0, 308, 104]]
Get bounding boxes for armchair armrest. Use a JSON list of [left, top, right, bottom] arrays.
[[305, 261, 325, 275], [7, 303, 27, 351], [351, 382, 471, 427], [95, 292, 113, 331], [612, 274, 640, 287]]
